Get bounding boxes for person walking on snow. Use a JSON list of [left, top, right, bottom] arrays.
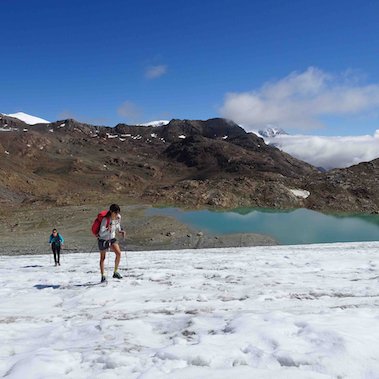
[[98, 204, 125, 282], [49, 228, 64, 266]]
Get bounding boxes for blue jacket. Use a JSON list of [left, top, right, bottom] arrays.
[[49, 233, 64, 245]]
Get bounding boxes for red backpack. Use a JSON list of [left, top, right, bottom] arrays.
[[91, 210, 111, 237]]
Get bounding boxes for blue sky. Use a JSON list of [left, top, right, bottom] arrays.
[[1, 0, 379, 135]]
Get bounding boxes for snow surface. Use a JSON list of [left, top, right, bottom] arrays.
[[138, 120, 170, 127], [290, 189, 311, 199], [0, 128, 17, 132], [5, 112, 50, 125], [1, 242, 379, 378], [258, 127, 288, 138]]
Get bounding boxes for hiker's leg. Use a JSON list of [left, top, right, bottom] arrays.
[[52, 247, 57, 264], [111, 243, 121, 272], [100, 251, 106, 275], [57, 247, 61, 264]]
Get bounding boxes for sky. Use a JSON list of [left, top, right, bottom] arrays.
[[1, 0, 379, 136]]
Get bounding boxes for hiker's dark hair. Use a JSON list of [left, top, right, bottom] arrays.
[[106, 204, 120, 217], [110, 204, 120, 213]]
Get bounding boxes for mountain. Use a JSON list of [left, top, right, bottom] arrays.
[[0, 114, 28, 128], [258, 126, 288, 138], [3, 112, 50, 125], [306, 158, 379, 213], [0, 117, 378, 212]]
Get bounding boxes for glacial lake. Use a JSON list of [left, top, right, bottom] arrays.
[[147, 207, 379, 245]]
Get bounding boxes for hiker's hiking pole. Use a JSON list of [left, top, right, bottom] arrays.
[[119, 227, 128, 278], [106, 238, 111, 280], [88, 240, 98, 256], [122, 235, 128, 278], [60, 245, 63, 265]]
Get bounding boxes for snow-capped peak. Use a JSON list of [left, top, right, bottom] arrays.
[[5, 112, 50, 125], [258, 126, 288, 138], [138, 120, 170, 127]]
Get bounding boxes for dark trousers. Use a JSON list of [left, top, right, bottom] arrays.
[[52, 243, 61, 263]]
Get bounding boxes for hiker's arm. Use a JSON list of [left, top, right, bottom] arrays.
[[99, 218, 108, 234], [99, 218, 111, 238], [116, 220, 125, 238]]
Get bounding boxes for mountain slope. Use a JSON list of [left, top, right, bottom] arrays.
[[306, 158, 379, 213], [0, 117, 378, 212]]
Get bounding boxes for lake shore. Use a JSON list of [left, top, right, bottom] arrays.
[[0, 204, 277, 256]]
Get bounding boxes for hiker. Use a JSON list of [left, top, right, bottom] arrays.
[[96, 204, 125, 282], [49, 228, 64, 266]]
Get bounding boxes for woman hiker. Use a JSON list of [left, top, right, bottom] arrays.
[[98, 204, 125, 282], [49, 228, 64, 266]]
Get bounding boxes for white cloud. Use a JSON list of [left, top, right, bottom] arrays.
[[145, 65, 167, 79], [264, 131, 379, 169], [220, 67, 379, 131], [117, 101, 141, 122]]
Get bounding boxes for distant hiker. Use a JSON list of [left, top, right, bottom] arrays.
[[92, 204, 125, 282], [49, 228, 64, 266]]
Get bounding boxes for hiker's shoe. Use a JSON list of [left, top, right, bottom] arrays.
[[54, 263, 58, 266], [58, 262, 61, 266], [113, 272, 122, 279], [101, 275, 107, 283]]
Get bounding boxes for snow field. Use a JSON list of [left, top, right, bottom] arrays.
[[1, 242, 379, 378], [4, 112, 50, 125]]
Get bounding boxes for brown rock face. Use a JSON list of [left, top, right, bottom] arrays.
[[305, 159, 379, 213], [0, 114, 28, 128], [0, 117, 378, 213]]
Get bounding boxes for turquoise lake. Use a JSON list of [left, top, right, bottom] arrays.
[[147, 207, 379, 245]]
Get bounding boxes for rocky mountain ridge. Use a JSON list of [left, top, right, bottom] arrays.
[[0, 115, 378, 213], [258, 126, 288, 138]]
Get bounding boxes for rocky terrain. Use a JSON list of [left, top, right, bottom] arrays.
[[0, 204, 277, 255], [306, 158, 379, 213], [0, 114, 378, 213]]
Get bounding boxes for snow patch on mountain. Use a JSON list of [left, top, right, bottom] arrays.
[[290, 189, 310, 198], [138, 120, 170, 127], [258, 126, 288, 138], [4, 112, 50, 125]]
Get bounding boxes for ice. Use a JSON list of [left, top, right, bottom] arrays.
[[290, 189, 311, 198], [138, 120, 170, 127], [1, 242, 379, 378], [5, 112, 50, 125]]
